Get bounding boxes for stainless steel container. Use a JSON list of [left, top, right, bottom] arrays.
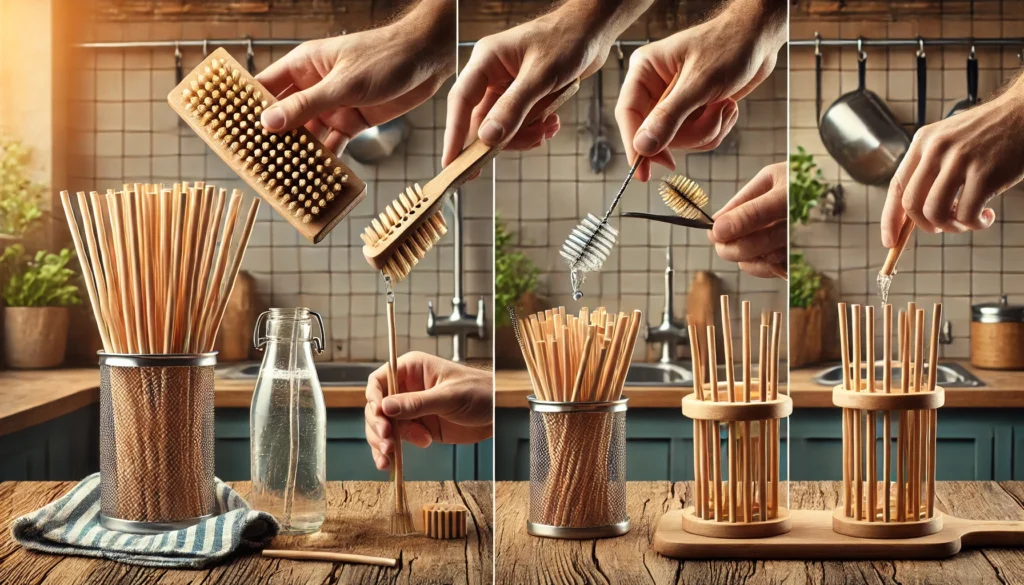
[[971, 296, 1024, 370], [527, 396, 629, 539], [99, 353, 217, 533]]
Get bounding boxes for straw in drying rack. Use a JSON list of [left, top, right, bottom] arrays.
[[833, 301, 945, 539], [680, 296, 791, 538]]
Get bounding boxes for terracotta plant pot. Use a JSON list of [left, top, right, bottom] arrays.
[[789, 305, 822, 369], [2, 306, 69, 369]]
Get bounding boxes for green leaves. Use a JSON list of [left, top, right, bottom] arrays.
[[789, 146, 829, 226], [495, 216, 539, 327], [789, 252, 821, 310], [1, 244, 82, 307], [0, 135, 46, 238]]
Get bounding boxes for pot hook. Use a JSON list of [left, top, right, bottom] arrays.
[[857, 37, 867, 62], [917, 37, 925, 58]]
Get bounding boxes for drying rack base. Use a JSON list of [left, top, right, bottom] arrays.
[[681, 507, 791, 538], [832, 506, 942, 539], [652, 509, 1024, 559]]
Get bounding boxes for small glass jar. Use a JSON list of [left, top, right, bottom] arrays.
[[249, 308, 327, 535]]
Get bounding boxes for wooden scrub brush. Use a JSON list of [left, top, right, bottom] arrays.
[[168, 48, 366, 244], [362, 80, 581, 284]]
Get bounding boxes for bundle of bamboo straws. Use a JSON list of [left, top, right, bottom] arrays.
[[686, 297, 784, 524], [512, 306, 642, 528], [60, 183, 259, 522], [837, 301, 942, 524], [60, 183, 260, 355], [512, 306, 643, 403]]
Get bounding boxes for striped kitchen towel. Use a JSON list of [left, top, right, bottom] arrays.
[[11, 473, 279, 568]]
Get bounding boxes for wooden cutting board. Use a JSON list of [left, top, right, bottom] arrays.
[[652, 508, 1024, 559]]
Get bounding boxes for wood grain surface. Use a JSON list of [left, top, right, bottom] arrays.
[[0, 480, 492, 585], [496, 360, 1024, 408], [495, 481, 1024, 584]]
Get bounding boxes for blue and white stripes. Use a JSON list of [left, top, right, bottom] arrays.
[[11, 473, 279, 568]]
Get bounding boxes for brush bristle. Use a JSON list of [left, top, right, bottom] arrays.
[[389, 511, 416, 536], [359, 183, 448, 283], [659, 174, 711, 222], [177, 55, 351, 224], [560, 213, 618, 272]]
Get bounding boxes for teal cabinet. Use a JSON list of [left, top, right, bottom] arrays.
[[0, 406, 100, 481], [494, 408, 789, 482], [215, 409, 492, 481], [0, 406, 490, 482], [494, 407, 1023, 482]]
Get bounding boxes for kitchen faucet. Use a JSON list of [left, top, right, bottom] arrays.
[[426, 190, 488, 362], [646, 247, 688, 364]]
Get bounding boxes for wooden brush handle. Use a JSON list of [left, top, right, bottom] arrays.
[[881, 217, 915, 276], [425, 79, 581, 198]]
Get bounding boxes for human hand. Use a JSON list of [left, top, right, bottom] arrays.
[[707, 162, 787, 279], [615, 0, 786, 182], [442, 1, 653, 167], [881, 76, 1024, 246], [364, 351, 493, 471], [256, 0, 454, 153]]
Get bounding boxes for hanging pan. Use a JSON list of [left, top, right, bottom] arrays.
[[818, 37, 910, 186]]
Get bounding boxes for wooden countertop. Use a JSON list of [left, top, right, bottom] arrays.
[[496, 480, 1024, 584], [496, 360, 1024, 408], [0, 480, 491, 585]]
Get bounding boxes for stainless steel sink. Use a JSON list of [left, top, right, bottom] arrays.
[[217, 362, 380, 386], [624, 362, 788, 387], [813, 362, 984, 388], [625, 362, 693, 386]]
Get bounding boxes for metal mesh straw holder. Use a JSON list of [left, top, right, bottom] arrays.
[[681, 381, 793, 538], [99, 353, 217, 533], [527, 396, 629, 539]]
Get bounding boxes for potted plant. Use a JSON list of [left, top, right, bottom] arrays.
[[494, 216, 541, 368], [1, 245, 81, 369], [789, 251, 823, 368], [0, 134, 46, 244], [789, 147, 840, 367]]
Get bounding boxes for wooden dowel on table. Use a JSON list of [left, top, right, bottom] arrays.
[[262, 549, 397, 568]]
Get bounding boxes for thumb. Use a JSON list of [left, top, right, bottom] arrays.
[[260, 73, 344, 133], [381, 388, 459, 420], [634, 80, 710, 158]]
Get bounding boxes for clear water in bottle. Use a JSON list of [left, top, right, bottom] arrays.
[[250, 308, 327, 534]]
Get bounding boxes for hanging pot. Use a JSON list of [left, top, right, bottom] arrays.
[[947, 47, 978, 117], [818, 39, 910, 186]]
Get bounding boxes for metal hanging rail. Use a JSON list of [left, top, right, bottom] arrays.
[[75, 38, 652, 49], [792, 37, 1024, 47]]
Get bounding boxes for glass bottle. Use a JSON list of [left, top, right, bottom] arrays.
[[249, 308, 327, 534]]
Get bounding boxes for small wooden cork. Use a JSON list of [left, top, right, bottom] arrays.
[[422, 503, 468, 539]]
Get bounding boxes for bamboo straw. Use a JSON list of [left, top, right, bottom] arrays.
[[770, 311, 781, 519], [883, 304, 892, 523], [913, 308, 924, 520], [741, 301, 752, 523], [866, 305, 876, 522], [706, 325, 722, 522], [721, 296, 737, 523], [59, 192, 112, 353], [852, 304, 862, 520], [838, 303, 851, 517], [927, 303, 941, 518], [897, 310, 907, 522], [757, 323, 768, 522]]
